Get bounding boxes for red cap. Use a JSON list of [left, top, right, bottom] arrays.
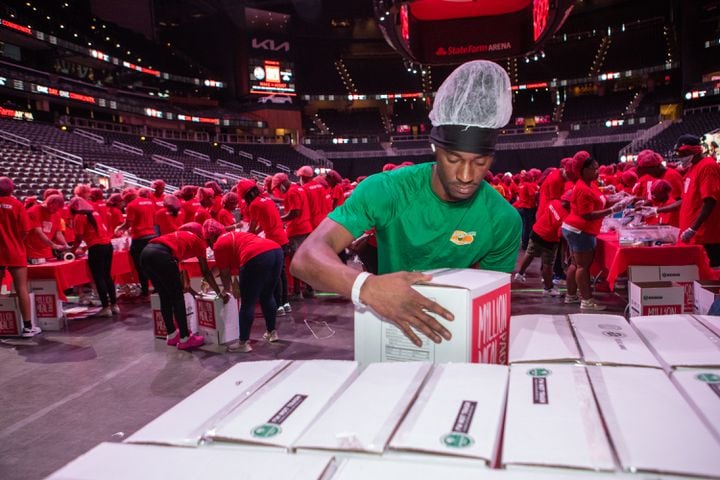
[[382, 163, 397, 172], [151, 179, 166, 190], [163, 195, 181, 211], [651, 179, 672, 196], [272, 173, 289, 190], [43, 188, 61, 200], [45, 194, 65, 210], [621, 170, 638, 186], [138, 187, 152, 198], [73, 184, 91, 199], [236, 179, 257, 199], [571, 151, 592, 179], [202, 219, 225, 240], [222, 192, 239, 209], [89, 187, 104, 201], [106, 193, 122, 207], [68, 196, 94, 213], [636, 149, 662, 168], [204, 181, 223, 196], [0, 176, 14, 196], [296, 165, 314, 178], [178, 222, 204, 239], [314, 175, 329, 188], [121, 188, 138, 203]]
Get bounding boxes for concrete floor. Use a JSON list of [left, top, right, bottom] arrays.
[[0, 257, 627, 480]]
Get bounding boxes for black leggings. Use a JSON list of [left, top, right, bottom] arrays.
[[130, 234, 157, 295], [240, 249, 283, 341], [274, 244, 289, 306], [140, 243, 189, 338], [704, 243, 720, 268], [88, 243, 116, 308]]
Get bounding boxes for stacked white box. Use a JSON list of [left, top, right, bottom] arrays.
[[196, 294, 239, 345], [670, 368, 720, 442], [508, 315, 581, 364], [0, 294, 33, 336], [29, 279, 64, 331], [696, 314, 720, 338], [588, 365, 720, 477], [389, 363, 508, 465], [126, 360, 289, 447], [568, 314, 661, 368], [501, 363, 615, 471], [295, 362, 431, 454], [209, 360, 359, 449]]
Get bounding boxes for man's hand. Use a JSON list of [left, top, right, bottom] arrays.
[[680, 227, 696, 243], [360, 271, 454, 347]]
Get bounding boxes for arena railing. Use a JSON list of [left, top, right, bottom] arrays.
[[0, 130, 31, 147], [40, 145, 83, 166]]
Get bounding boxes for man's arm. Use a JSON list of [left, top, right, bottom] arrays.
[[291, 218, 454, 347], [281, 209, 300, 222]]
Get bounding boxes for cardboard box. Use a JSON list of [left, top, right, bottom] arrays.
[[587, 365, 720, 477], [0, 295, 27, 336], [295, 362, 431, 454], [508, 315, 581, 364], [46, 442, 335, 480], [501, 363, 615, 471], [389, 363, 507, 465], [210, 360, 359, 449], [630, 315, 720, 369], [29, 279, 65, 331], [196, 294, 239, 345], [151, 293, 198, 338], [670, 368, 720, 442], [628, 265, 698, 312], [696, 314, 720, 338], [125, 360, 289, 447], [628, 281, 684, 317], [354, 268, 510, 364], [693, 281, 720, 315], [568, 314, 661, 368]]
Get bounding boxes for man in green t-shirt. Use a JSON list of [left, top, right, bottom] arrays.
[[291, 60, 521, 347]]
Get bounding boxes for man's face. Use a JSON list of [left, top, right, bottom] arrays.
[[432, 146, 494, 202]]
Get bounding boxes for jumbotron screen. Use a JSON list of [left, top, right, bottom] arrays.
[[249, 59, 296, 95]]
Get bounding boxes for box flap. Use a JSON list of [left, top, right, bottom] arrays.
[[209, 360, 359, 448], [569, 314, 661, 368], [295, 362, 431, 453], [389, 363, 508, 462], [125, 360, 289, 447], [671, 368, 720, 442], [422, 268, 509, 291], [630, 315, 720, 368], [588, 366, 720, 477], [508, 315, 581, 364], [628, 266, 660, 282], [502, 363, 615, 471]]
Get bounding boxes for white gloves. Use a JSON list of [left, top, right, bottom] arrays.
[[680, 228, 696, 243]]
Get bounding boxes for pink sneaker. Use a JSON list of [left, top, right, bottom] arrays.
[[177, 334, 205, 350], [166, 333, 180, 347]]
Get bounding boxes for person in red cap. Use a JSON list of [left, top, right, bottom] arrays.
[[140, 222, 219, 350], [634, 149, 683, 204], [513, 172, 539, 250], [193, 187, 215, 224], [639, 179, 680, 227], [217, 192, 238, 227], [562, 151, 632, 311], [0, 176, 37, 336], [238, 177, 291, 313], [150, 180, 166, 210], [89, 187, 109, 226], [26, 194, 68, 262], [73, 184, 92, 200], [327, 170, 346, 209], [106, 193, 125, 234], [296, 165, 325, 230], [179, 185, 201, 221], [204, 181, 224, 218], [24, 196, 38, 209], [115, 187, 158, 297], [313, 175, 333, 219], [674, 134, 720, 266], [154, 195, 185, 235], [203, 219, 283, 352]]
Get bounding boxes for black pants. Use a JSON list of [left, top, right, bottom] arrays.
[[130, 234, 157, 295], [518, 207, 537, 249], [88, 243, 116, 308], [274, 244, 289, 307], [704, 243, 720, 268], [240, 249, 283, 341], [140, 244, 189, 338]]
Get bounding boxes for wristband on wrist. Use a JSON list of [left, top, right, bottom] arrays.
[[351, 272, 372, 308]]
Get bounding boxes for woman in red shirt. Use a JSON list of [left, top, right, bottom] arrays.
[[641, 180, 680, 227], [216, 192, 238, 227], [0, 177, 36, 336], [105, 194, 125, 234], [561, 151, 630, 311], [69, 197, 118, 317], [154, 195, 185, 235], [140, 222, 221, 350], [203, 219, 283, 353]]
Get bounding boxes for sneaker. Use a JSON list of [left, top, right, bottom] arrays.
[[543, 287, 563, 297], [580, 298, 607, 311], [564, 294, 580, 304], [276, 306, 286, 316], [227, 340, 252, 353], [263, 330, 279, 343], [95, 307, 113, 317], [166, 332, 180, 347], [282, 303, 292, 313], [513, 273, 526, 283], [21, 326, 42, 337], [177, 334, 205, 350], [110, 304, 120, 315], [552, 275, 567, 286]]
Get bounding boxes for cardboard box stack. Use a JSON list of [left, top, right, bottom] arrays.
[[508, 315, 581, 364], [670, 368, 720, 441], [629, 281, 684, 317], [354, 268, 510, 364], [629, 265, 698, 312]]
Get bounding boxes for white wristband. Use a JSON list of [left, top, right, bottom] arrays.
[[351, 272, 372, 308]]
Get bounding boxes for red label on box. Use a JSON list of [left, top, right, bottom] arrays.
[[197, 300, 216, 329], [35, 294, 57, 318], [679, 282, 693, 311], [643, 304, 682, 316], [0, 310, 19, 335], [471, 284, 510, 364], [153, 310, 167, 337]]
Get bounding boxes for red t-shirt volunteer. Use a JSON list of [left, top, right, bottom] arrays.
[[284, 184, 312, 237], [107, 206, 124, 233], [150, 231, 207, 261], [248, 195, 289, 246], [646, 198, 680, 227], [532, 199, 569, 243], [678, 157, 720, 244], [0, 196, 31, 266], [216, 209, 236, 227], [303, 180, 327, 228], [563, 181, 606, 236], [126, 198, 157, 238], [154, 208, 185, 235], [212, 231, 279, 270], [74, 211, 111, 247], [26, 205, 62, 259]]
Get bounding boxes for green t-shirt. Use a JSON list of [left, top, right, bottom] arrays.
[[329, 163, 521, 274]]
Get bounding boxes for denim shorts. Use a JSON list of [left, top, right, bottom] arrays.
[[562, 228, 597, 254]]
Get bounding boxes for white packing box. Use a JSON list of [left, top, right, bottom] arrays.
[[587, 365, 720, 478], [629, 265, 698, 312], [696, 314, 720, 338], [355, 268, 510, 364], [209, 360, 359, 450], [569, 314, 661, 368], [196, 294, 239, 345], [630, 315, 720, 369], [508, 315, 581, 364], [46, 442, 335, 480], [125, 360, 289, 447], [629, 281, 684, 317], [0, 293, 35, 336], [501, 363, 615, 472], [295, 362, 431, 454], [151, 293, 198, 338], [670, 368, 720, 442], [29, 279, 65, 331], [389, 363, 507, 465], [693, 281, 720, 315]]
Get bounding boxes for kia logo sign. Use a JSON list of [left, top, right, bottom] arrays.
[[252, 38, 290, 52]]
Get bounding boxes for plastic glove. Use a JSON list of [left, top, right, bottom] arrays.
[[602, 185, 616, 194], [638, 207, 658, 217], [680, 228, 696, 243]]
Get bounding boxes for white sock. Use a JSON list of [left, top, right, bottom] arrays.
[[180, 335, 190, 342], [167, 330, 179, 341]]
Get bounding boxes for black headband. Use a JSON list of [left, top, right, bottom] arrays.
[[430, 125, 498, 156]]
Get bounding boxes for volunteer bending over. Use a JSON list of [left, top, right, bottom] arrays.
[[291, 61, 521, 347]]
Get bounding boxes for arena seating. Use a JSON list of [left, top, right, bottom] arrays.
[[518, 35, 601, 83], [632, 110, 720, 157], [602, 21, 667, 72], [317, 108, 385, 136], [563, 91, 635, 122], [344, 58, 422, 94]]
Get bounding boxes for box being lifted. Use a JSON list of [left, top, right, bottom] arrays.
[[354, 268, 510, 364]]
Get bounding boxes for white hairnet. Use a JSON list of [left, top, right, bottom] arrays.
[[429, 60, 512, 129]]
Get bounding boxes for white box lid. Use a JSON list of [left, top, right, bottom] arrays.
[[630, 315, 720, 368], [695, 314, 720, 338], [509, 315, 581, 364], [389, 363, 508, 462], [421, 268, 509, 291], [588, 365, 720, 477], [670, 368, 720, 441], [502, 363, 615, 471]]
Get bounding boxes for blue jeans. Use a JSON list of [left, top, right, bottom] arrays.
[[239, 249, 283, 341], [562, 228, 597, 254]]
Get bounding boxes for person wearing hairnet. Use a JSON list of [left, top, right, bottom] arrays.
[[291, 61, 522, 347]]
